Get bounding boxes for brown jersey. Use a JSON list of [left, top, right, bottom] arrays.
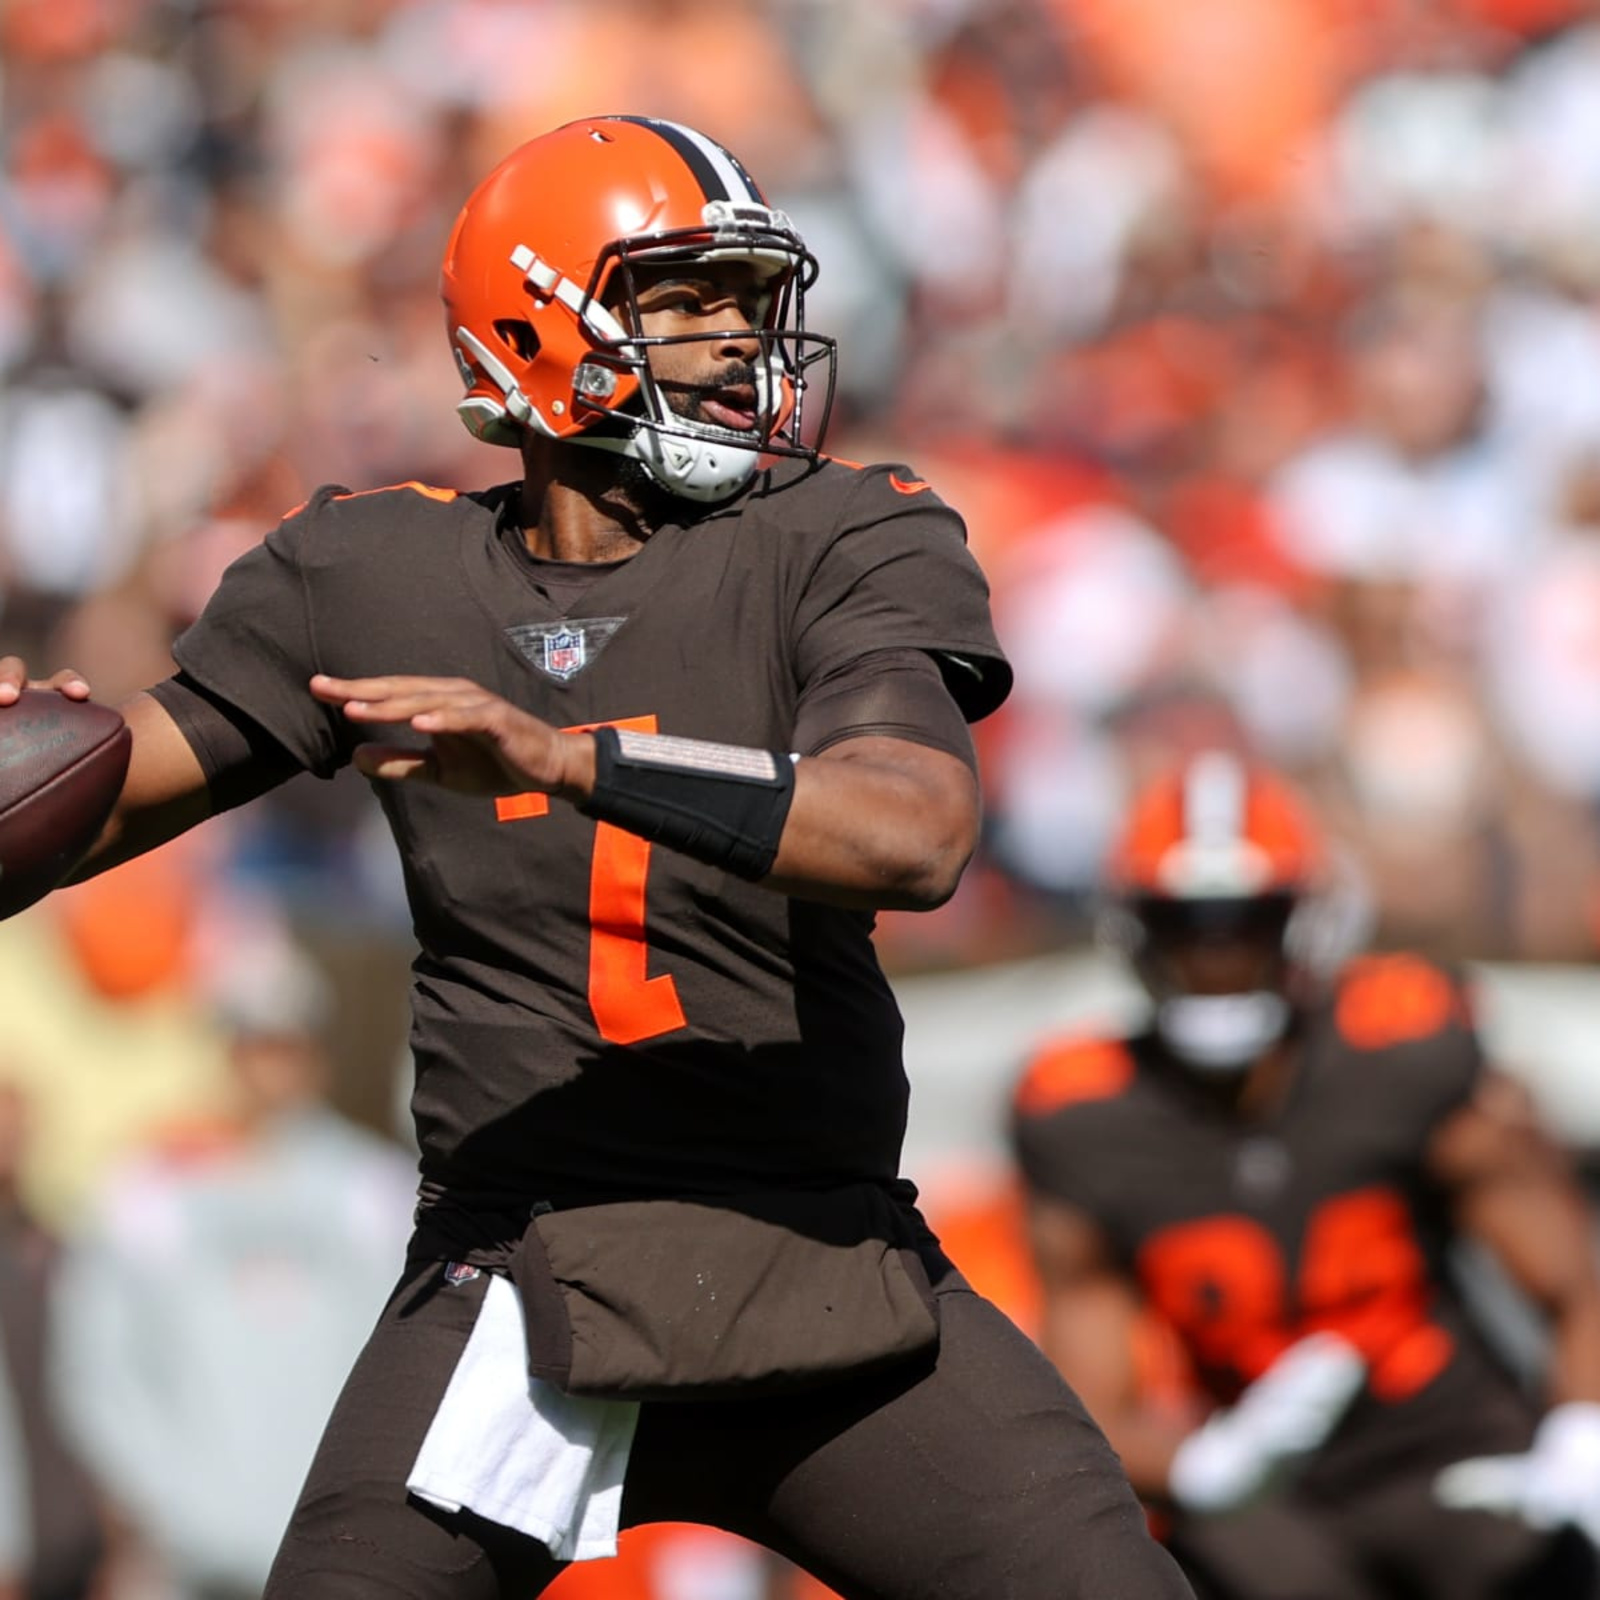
[[170, 458, 1009, 1211], [1011, 954, 1539, 1493]]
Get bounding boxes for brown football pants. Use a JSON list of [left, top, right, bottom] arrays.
[[263, 1258, 1193, 1600], [1167, 1477, 1600, 1600]]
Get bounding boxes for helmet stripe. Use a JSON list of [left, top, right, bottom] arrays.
[[613, 116, 766, 205], [1184, 751, 1247, 849]]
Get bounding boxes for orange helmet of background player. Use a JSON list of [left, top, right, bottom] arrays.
[[1108, 749, 1323, 902], [439, 115, 836, 503], [1101, 751, 1349, 1073]]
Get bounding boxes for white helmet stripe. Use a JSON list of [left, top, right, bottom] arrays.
[[615, 116, 765, 204], [1184, 750, 1248, 850]]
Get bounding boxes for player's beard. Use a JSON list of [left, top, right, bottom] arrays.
[[609, 451, 673, 512], [657, 359, 761, 432]]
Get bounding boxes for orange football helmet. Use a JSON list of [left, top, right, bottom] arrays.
[[439, 115, 836, 502], [1102, 751, 1356, 1071], [1108, 750, 1322, 904]]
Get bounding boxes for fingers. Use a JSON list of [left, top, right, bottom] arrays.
[[311, 673, 402, 704], [408, 702, 507, 735], [0, 660, 91, 707], [352, 745, 437, 783], [313, 674, 561, 795], [311, 673, 480, 706], [40, 668, 93, 700], [310, 673, 494, 726]]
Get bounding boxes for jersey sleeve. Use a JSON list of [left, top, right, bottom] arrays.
[[790, 648, 976, 767], [1009, 1033, 1138, 1214], [168, 489, 349, 778], [145, 672, 302, 810], [1330, 954, 1487, 1134], [792, 464, 1012, 723]]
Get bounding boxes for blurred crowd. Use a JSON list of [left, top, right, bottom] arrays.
[[5, 0, 1600, 1594], [6, 0, 1600, 968]]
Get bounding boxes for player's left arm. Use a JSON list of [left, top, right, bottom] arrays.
[[311, 652, 981, 912], [1430, 1070, 1600, 1539], [761, 734, 977, 909], [1427, 1069, 1600, 1405]]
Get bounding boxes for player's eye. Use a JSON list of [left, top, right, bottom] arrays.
[[638, 282, 705, 314], [637, 278, 769, 327], [699, 288, 773, 326]]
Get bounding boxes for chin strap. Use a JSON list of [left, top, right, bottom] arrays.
[[596, 346, 788, 503], [577, 424, 765, 504]]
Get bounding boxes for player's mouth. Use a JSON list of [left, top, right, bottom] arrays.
[[696, 385, 760, 432]]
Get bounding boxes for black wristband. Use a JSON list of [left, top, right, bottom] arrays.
[[580, 727, 797, 881]]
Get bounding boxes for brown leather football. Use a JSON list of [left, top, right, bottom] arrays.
[[0, 691, 131, 920]]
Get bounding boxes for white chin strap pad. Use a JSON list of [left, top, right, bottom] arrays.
[[627, 426, 764, 503], [622, 348, 789, 503], [1156, 992, 1291, 1073]]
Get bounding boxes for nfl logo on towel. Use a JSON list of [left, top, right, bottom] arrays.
[[443, 1261, 481, 1286], [544, 627, 585, 681]]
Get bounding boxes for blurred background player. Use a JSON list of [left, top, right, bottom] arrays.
[[49, 932, 416, 1600], [1010, 749, 1600, 1600], [0, 1076, 106, 1600]]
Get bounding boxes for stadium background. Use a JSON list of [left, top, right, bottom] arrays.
[[2, 0, 1600, 1595]]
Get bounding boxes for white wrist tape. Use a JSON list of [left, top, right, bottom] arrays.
[[1168, 1333, 1367, 1514]]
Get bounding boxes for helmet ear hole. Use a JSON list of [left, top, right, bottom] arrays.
[[494, 319, 540, 361]]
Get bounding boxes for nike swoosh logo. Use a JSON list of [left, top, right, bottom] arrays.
[[889, 474, 931, 495]]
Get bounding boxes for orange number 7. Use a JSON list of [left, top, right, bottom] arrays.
[[493, 714, 687, 1046]]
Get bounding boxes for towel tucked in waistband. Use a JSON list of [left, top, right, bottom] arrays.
[[406, 1272, 640, 1562]]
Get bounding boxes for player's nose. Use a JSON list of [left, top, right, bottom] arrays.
[[713, 322, 763, 360]]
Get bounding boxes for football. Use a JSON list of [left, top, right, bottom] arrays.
[[0, 691, 131, 920]]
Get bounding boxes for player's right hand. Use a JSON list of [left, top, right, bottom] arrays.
[[0, 658, 91, 707], [1167, 1331, 1367, 1515], [309, 672, 593, 802]]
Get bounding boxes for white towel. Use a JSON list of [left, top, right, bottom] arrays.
[[406, 1273, 641, 1561]]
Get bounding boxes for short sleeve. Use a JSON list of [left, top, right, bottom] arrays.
[[1009, 1034, 1138, 1212], [789, 648, 976, 766], [791, 465, 1011, 722], [1330, 955, 1486, 1135], [1011, 1105, 1117, 1218], [170, 491, 347, 777]]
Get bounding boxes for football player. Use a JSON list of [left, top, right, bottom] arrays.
[[0, 119, 1191, 1599], [1011, 749, 1600, 1600]]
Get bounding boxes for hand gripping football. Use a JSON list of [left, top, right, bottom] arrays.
[[0, 691, 131, 920]]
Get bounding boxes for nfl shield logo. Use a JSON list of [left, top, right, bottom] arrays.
[[443, 1261, 481, 1287], [544, 627, 586, 681], [506, 618, 623, 682]]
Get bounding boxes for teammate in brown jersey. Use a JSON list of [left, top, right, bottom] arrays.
[[1011, 749, 1600, 1600], [0, 118, 1192, 1600]]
